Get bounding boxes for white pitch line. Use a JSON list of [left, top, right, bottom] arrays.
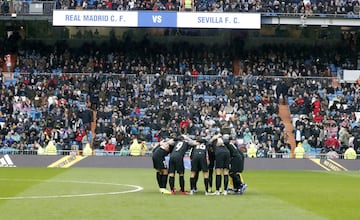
[[0, 178, 143, 200]]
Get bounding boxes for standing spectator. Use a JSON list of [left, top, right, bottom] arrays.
[[338, 125, 351, 152], [129, 136, 147, 156], [344, 146, 357, 160], [293, 125, 303, 146], [294, 142, 305, 159], [301, 139, 314, 155], [75, 127, 86, 150]]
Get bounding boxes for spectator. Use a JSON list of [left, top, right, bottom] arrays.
[[301, 139, 314, 155], [338, 125, 351, 151], [246, 141, 257, 158], [82, 142, 93, 156], [323, 134, 340, 152], [326, 147, 339, 159], [104, 139, 115, 154], [129, 136, 147, 156], [294, 142, 305, 159], [344, 146, 357, 160]]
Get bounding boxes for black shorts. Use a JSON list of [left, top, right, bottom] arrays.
[[152, 148, 168, 170], [191, 154, 208, 172], [215, 151, 230, 169], [230, 156, 244, 173], [168, 156, 185, 174]]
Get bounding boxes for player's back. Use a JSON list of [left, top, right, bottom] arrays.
[[170, 140, 189, 158], [190, 143, 207, 158], [226, 142, 241, 158]]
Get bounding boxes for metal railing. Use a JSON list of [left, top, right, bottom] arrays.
[[9, 71, 338, 86], [0, 149, 358, 160]]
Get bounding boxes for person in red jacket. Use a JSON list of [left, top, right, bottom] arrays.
[[312, 97, 321, 115], [104, 139, 115, 154], [313, 111, 323, 123], [75, 127, 86, 150], [323, 134, 340, 152]]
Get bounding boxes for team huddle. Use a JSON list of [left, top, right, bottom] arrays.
[[152, 131, 247, 195]]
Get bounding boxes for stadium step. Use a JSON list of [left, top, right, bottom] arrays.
[[2, 53, 17, 73], [278, 103, 296, 157], [233, 59, 239, 76], [91, 109, 97, 149]]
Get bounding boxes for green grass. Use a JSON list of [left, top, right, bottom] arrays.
[[0, 168, 359, 220]]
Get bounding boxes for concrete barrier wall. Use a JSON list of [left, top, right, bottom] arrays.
[[3, 155, 360, 171]]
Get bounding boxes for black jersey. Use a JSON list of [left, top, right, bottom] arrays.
[[225, 142, 241, 158], [225, 142, 245, 173], [190, 143, 207, 158], [212, 143, 230, 155], [152, 146, 170, 170], [190, 143, 208, 172], [170, 140, 190, 158]]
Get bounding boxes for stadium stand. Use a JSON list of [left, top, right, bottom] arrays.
[[2, 37, 353, 157], [0, 1, 360, 160]]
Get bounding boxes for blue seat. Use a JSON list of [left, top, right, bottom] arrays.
[[204, 95, 215, 102], [143, 126, 150, 136], [140, 108, 146, 118]]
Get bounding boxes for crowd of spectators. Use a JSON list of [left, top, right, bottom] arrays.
[[0, 38, 359, 159], [2, 0, 360, 17], [288, 78, 360, 158]]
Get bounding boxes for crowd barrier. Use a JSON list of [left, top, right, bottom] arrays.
[[6, 71, 338, 86], [0, 148, 358, 160]]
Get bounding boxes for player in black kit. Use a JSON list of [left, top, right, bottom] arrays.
[[152, 139, 174, 194], [209, 133, 230, 195], [207, 144, 215, 192], [223, 134, 247, 194], [189, 137, 210, 195], [168, 135, 191, 195]]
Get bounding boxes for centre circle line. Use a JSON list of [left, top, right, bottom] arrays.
[[0, 178, 143, 200]]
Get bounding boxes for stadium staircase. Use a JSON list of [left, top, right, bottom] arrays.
[[90, 102, 96, 149], [278, 102, 296, 156], [2, 54, 16, 73], [233, 60, 240, 75]]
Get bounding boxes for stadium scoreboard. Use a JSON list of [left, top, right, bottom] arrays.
[[53, 11, 261, 29]]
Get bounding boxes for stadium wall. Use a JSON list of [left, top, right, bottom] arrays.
[[3, 155, 360, 171]]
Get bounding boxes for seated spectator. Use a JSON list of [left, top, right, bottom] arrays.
[[323, 134, 340, 152], [104, 139, 115, 154], [56, 138, 66, 153], [279, 142, 292, 158], [326, 147, 339, 159], [256, 143, 268, 158]]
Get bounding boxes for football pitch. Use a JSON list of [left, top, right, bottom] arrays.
[[0, 168, 359, 220]]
